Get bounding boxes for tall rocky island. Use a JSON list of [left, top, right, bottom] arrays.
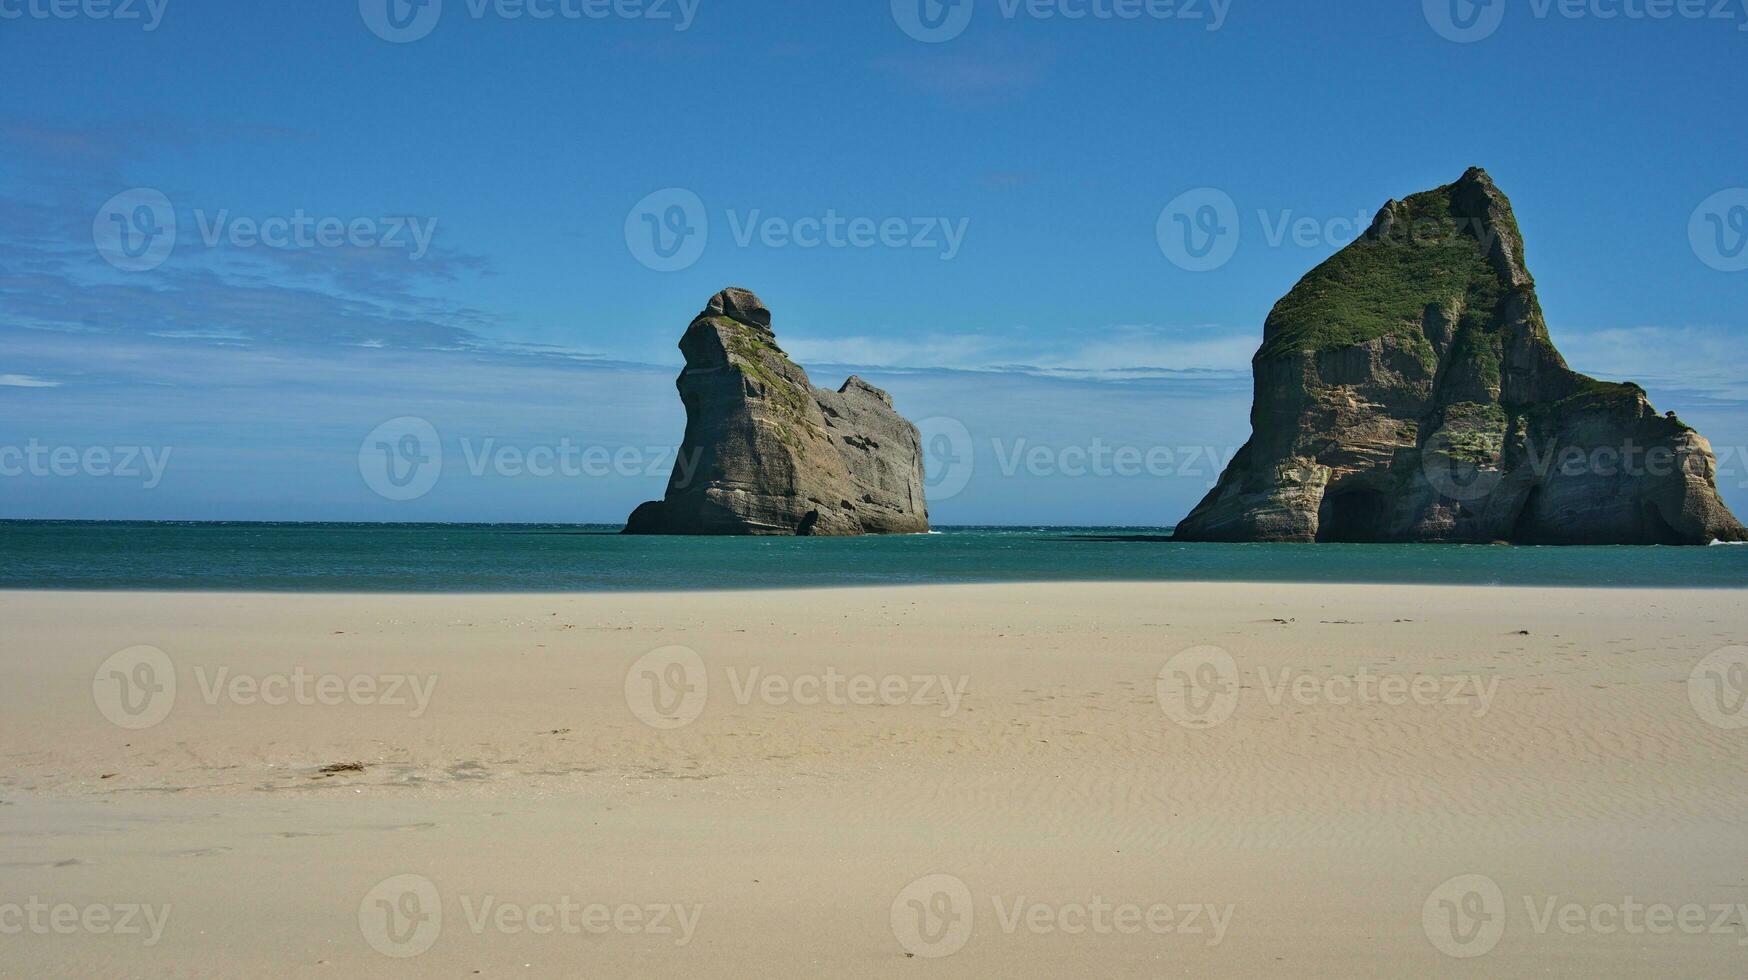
[[1175, 168, 1745, 545], [624, 288, 930, 536]]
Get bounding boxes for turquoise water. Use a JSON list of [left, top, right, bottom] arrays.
[[1, 521, 1745, 591]]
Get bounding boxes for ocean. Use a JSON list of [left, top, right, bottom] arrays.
[[1, 521, 1745, 591]]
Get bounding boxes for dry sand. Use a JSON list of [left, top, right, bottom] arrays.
[[2, 583, 1746, 977]]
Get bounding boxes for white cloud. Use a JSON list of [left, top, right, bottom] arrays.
[[783, 324, 1255, 381], [782, 320, 1748, 397], [1028, 325, 1256, 378], [0, 373, 60, 388], [1552, 324, 1748, 402]]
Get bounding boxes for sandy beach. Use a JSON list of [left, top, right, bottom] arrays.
[[2, 582, 1746, 977]]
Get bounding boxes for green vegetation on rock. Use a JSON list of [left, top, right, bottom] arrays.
[[1173, 171, 1748, 545], [1549, 378, 1644, 415], [715, 316, 812, 453], [1257, 185, 1510, 362], [1433, 401, 1508, 464]]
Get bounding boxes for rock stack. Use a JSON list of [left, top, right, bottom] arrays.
[[1175, 168, 1745, 545], [624, 288, 930, 536]]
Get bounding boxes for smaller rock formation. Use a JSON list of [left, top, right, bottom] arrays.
[[624, 288, 930, 536]]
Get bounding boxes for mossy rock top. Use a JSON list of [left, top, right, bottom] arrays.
[[1258, 172, 1517, 362]]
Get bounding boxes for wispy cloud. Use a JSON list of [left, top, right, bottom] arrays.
[[1553, 324, 1748, 403], [0, 117, 314, 176], [0, 259, 497, 352], [0, 116, 499, 361], [785, 323, 1255, 380], [0, 373, 59, 388], [873, 41, 1052, 102], [782, 319, 1748, 402]]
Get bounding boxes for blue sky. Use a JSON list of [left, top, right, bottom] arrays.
[[3, 0, 1747, 523]]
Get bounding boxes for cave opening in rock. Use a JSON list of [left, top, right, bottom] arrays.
[[1638, 500, 1685, 545], [1509, 486, 1546, 543], [1316, 489, 1390, 543]]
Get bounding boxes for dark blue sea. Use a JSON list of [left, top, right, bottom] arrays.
[[1, 522, 1745, 591]]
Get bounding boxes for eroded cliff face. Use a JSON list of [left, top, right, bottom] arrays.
[[624, 288, 930, 536], [1175, 168, 1746, 545]]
